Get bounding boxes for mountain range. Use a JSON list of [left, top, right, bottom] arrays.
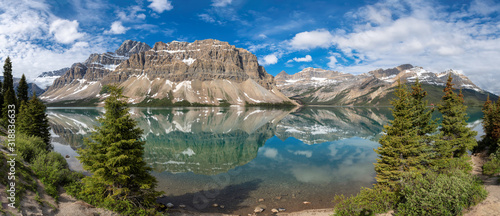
[[40, 39, 291, 106], [275, 64, 497, 106], [35, 40, 496, 107]]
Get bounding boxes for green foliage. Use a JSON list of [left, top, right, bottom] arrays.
[[432, 156, 473, 174], [334, 186, 400, 216], [31, 152, 74, 200], [17, 94, 51, 145], [12, 132, 49, 163], [99, 84, 113, 94], [476, 95, 500, 153], [396, 170, 487, 216], [77, 85, 161, 214], [17, 74, 29, 104], [2, 88, 17, 125], [374, 81, 430, 189], [436, 75, 477, 159], [483, 151, 500, 176], [45, 97, 101, 107]]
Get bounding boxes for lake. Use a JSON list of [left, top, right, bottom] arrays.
[[47, 106, 484, 215]]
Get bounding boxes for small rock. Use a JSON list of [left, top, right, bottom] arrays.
[[258, 198, 264, 202], [275, 196, 281, 200], [179, 204, 186, 208], [271, 208, 279, 213], [254, 207, 264, 213], [278, 208, 286, 212], [220, 205, 225, 209], [212, 203, 219, 207], [166, 203, 174, 208], [303, 201, 311, 205], [65, 155, 70, 158]]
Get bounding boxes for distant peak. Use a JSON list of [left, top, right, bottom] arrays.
[[115, 40, 151, 56]]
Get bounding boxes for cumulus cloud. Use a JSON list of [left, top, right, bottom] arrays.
[[147, 0, 173, 13], [104, 21, 129, 34], [0, 0, 109, 81], [259, 54, 279, 65], [292, 55, 312, 62], [212, 0, 233, 7], [289, 29, 334, 50], [316, 0, 500, 94], [49, 19, 84, 44]]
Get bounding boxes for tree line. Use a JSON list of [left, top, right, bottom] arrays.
[[335, 75, 490, 215]]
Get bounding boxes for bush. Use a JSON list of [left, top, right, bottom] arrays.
[[334, 186, 400, 216], [433, 156, 473, 174], [396, 170, 487, 216], [31, 152, 74, 200], [483, 152, 500, 176], [13, 133, 49, 163]]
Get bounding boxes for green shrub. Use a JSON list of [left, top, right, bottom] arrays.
[[31, 152, 73, 200], [13, 133, 49, 163], [396, 170, 487, 216], [433, 156, 473, 174], [483, 152, 500, 176], [334, 186, 400, 216]]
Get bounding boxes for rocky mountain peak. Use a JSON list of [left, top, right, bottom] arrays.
[[115, 40, 151, 57]]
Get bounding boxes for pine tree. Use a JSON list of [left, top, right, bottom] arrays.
[[17, 74, 29, 104], [436, 75, 477, 158], [17, 93, 51, 146], [77, 85, 159, 210], [479, 95, 500, 152], [2, 89, 16, 125], [374, 81, 428, 189]]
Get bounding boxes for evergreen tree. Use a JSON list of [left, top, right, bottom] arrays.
[[2, 89, 16, 125], [17, 74, 29, 104], [479, 95, 500, 152], [17, 93, 51, 146], [410, 78, 438, 135], [374, 81, 429, 189], [3, 56, 14, 94], [77, 85, 159, 210], [436, 75, 477, 158]]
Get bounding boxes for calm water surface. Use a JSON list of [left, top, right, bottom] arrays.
[[47, 106, 484, 214]]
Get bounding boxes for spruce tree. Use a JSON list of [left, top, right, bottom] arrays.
[[374, 81, 428, 189], [480, 95, 500, 152], [17, 74, 29, 104], [2, 89, 16, 125], [436, 75, 477, 158], [17, 93, 51, 146], [77, 85, 159, 210]]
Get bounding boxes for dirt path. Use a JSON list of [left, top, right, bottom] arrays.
[[464, 154, 500, 216]]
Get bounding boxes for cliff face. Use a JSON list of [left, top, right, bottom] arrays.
[[275, 64, 492, 106], [41, 39, 291, 106]]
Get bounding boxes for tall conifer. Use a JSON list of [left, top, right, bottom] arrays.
[[17, 93, 51, 146], [17, 74, 29, 104], [436, 75, 477, 158], [374, 80, 428, 189], [77, 85, 159, 209]]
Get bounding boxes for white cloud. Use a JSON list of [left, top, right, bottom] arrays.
[[104, 21, 129, 34], [289, 29, 334, 50], [0, 0, 109, 81], [49, 19, 84, 44], [261, 147, 278, 159], [199, 14, 216, 23], [147, 0, 173, 13], [212, 0, 233, 7], [318, 0, 500, 94], [117, 5, 146, 22], [292, 55, 312, 62], [259, 54, 278, 66]]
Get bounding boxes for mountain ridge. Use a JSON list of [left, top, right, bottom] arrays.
[[40, 39, 293, 106], [275, 64, 497, 106]]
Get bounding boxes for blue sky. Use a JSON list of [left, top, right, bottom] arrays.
[[1, 0, 500, 94]]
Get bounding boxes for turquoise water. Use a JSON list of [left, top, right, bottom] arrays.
[[47, 107, 484, 214]]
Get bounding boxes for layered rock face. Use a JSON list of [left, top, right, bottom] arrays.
[[41, 39, 291, 106], [275, 64, 489, 106]]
